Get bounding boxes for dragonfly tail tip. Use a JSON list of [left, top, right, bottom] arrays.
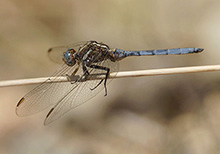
[[197, 48, 204, 53]]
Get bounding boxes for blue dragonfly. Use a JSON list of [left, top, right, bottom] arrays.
[[16, 40, 203, 125]]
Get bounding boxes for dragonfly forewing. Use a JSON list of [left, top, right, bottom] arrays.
[[48, 42, 86, 64]]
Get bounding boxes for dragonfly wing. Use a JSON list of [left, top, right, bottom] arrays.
[[48, 41, 87, 64], [16, 64, 79, 116], [44, 59, 119, 125], [48, 46, 69, 64]]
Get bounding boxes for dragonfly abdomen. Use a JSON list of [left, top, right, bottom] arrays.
[[114, 48, 203, 60]]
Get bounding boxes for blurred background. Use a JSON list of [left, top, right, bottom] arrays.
[[0, 0, 220, 153]]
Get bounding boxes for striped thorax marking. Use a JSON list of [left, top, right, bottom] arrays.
[[90, 41, 110, 51], [81, 41, 110, 61]]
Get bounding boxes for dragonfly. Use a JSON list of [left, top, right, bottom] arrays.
[[16, 40, 203, 125]]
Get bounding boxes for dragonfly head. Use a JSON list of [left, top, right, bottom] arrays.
[[62, 48, 76, 66]]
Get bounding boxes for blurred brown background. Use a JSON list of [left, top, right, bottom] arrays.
[[0, 0, 220, 153]]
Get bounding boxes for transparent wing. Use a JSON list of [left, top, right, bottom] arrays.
[[44, 59, 119, 125], [16, 64, 79, 116], [48, 41, 86, 64]]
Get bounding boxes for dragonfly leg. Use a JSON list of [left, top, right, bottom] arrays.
[[66, 75, 72, 82], [90, 79, 104, 91], [88, 65, 110, 96], [66, 64, 79, 84], [82, 64, 90, 81]]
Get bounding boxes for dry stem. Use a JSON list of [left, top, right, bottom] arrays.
[[0, 65, 220, 87]]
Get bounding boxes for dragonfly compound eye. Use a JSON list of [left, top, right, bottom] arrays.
[[62, 48, 76, 66]]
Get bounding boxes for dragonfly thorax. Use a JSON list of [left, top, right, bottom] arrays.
[[62, 48, 76, 66]]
